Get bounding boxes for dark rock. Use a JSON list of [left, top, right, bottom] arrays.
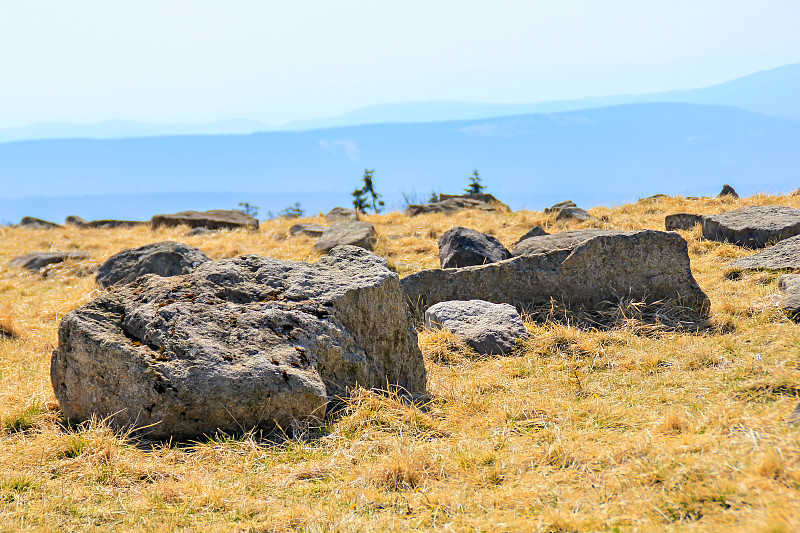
[[512, 226, 549, 246], [51, 246, 426, 440], [778, 274, 800, 320], [544, 201, 577, 214], [313, 222, 377, 253], [555, 207, 595, 222], [438, 227, 511, 269], [8, 251, 90, 271], [727, 235, 800, 272], [151, 210, 258, 231], [402, 230, 709, 317], [289, 223, 326, 238], [665, 213, 704, 231], [66, 216, 89, 227], [85, 220, 144, 229], [512, 229, 622, 256], [96, 241, 210, 288], [718, 184, 740, 198], [425, 300, 528, 355], [405, 194, 511, 217], [702, 206, 800, 248], [20, 217, 61, 229], [325, 207, 360, 223]]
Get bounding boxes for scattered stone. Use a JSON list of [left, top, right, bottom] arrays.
[[512, 226, 548, 246], [151, 210, 259, 231], [96, 241, 210, 288], [640, 194, 669, 202], [313, 221, 378, 253], [702, 205, 800, 248], [402, 230, 709, 317], [727, 235, 800, 272], [512, 229, 621, 256], [325, 207, 360, 223], [438, 227, 511, 269], [718, 184, 740, 198], [19, 217, 61, 229], [186, 227, 216, 237], [405, 193, 511, 217], [85, 220, 144, 229], [425, 300, 528, 355], [665, 213, 704, 231], [8, 251, 90, 271], [289, 223, 326, 238], [778, 274, 800, 320], [51, 246, 425, 440], [66, 216, 89, 227], [555, 207, 595, 222], [544, 201, 577, 214]]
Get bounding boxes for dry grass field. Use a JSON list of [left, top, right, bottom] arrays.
[[1, 193, 799, 532]]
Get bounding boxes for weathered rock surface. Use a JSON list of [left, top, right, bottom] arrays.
[[438, 227, 511, 269], [665, 213, 704, 231], [51, 246, 425, 440], [325, 207, 360, 223], [290, 223, 326, 238], [8, 251, 90, 271], [402, 230, 709, 316], [96, 241, 210, 288], [66, 215, 89, 227], [702, 206, 800, 248], [718, 184, 740, 198], [425, 300, 528, 355], [512, 226, 548, 246], [778, 274, 800, 320], [20, 216, 61, 229], [511, 229, 622, 256], [151, 210, 258, 231], [313, 222, 377, 253], [405, 193, 511, 217], [556, 207, 595, 222], [727, 235, 800, 272], [544, 201, 577, 214], [65, 216, 143, 228], [186, 227, 217, 237]]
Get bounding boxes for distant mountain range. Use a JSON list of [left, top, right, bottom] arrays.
[[1, 101, 798, 223], [0, 63, 798, 143]]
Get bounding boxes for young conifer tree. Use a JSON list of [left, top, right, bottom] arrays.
[[465, 169, 486, 195]]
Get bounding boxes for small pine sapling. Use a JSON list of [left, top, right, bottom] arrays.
[[464, 169, 486, 195]]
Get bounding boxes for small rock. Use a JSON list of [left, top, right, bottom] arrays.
[[425, 300, 528, 355], [702, 205, 800, 248], [512, 226, 548, 246], [186, 227, 216, 237], [96, 241, 210, 288], [512, 229, 621, 256], [438, 227, 512, 269], [325, 207, 360, 223], [151, 210, 258, 231], [665, 213, 704, 231], [289, 223, 326, 238], [313, 222, 377, 253], [65, 216, 89, 227], [544, 201, 577, 214], [20, 217, 61, 229], [778, 274, 800, 320], [85, 220, 144, 229], [718, 184, 740, 198], [728, 235, 800, 272], [8, 251, 90, 271], [405, 194, 511, 217], [556, 207, 595, 222]]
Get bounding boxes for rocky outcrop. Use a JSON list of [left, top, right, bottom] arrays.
[[65, 216, 144, 229], [718, 184, 740, 198], [544, 201, 577, 214], [702, 206, 800, 248], [402, 230, 709, 316], [151, 210, 258, 231], [289, 223, 326, 238], [96, 241, 210, 288], [325, 207, 360, 223], [438, 227, 511, 269], [405, 194, 511, 217], [425, 300, 528, 355], [511, 229, 622, 256], [665, 213, 704, 231], [51, 246, 425, 440], [313, 222, 377, 253], [727, 235, 800, 272], [8, 251, 90, 271], [20, 217, 61, 229]]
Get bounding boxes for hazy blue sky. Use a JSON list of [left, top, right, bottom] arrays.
[[1, 0, 798, 128]]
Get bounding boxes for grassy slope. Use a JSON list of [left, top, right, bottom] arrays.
[[0, 194, 798, 532]]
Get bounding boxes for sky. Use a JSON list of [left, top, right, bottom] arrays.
[[1, 0, 799, 128]]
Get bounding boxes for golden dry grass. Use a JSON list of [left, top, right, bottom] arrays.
[[1, 194, 799, 531]]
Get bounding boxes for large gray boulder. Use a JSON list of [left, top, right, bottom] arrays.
[[151, 210, 258, 231], [718, 184, 740, 198], [51, 246, 425, 440], [665, 213, 704, 231], [425, 300, 528, 355], [8, 251, 90, 271], [402, 230, 709, 316], [405, 194, 510, 217], [438, 227, 511, 269], [702, 206, 800, 248], [512, 229, 622, 256], [20, 217, 61, 229], [778, 275, 800, 320], [727, 235, 800, 273], [96, 241, 210, 288], [313, 222, 377, 253], [325, 207, 360, 223]]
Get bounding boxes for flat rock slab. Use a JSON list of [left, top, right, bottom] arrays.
[[512, 229, 622, 256], [8, 251, 90, 271], [438, 227, 511, 268], [20, 216, 61, 229], [402, 230, 709, 317], [151, 210, 258, 231], [405, 194, 510, 217], [51, 246, 426, 440], [96, 241, 210, 288], [778, 274, 800, 320], [425, 300, 528, 355], [325, 207, 360, 223], [313, 222, 377, 253], [290, 223, 326, 238], [702, 206, 800, 248], [556, 207, 595, 222], [665, 213, 704, 231], [728, 235, 800, 272]]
